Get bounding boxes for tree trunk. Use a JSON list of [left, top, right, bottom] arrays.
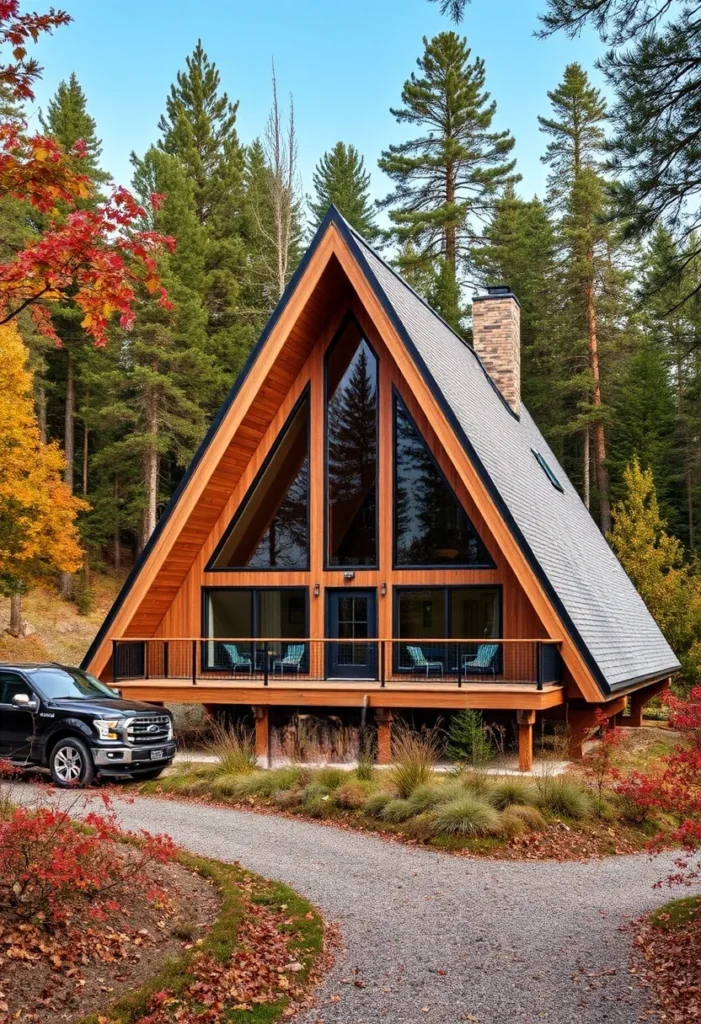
[[583, 427, 591, 511], [59, 352, 75, 599], [586, 272, 611, 535], [82, 424, 89, 495], [113, 476, 121, 570], [445, 161, 456, 275], [141, 391, 159, 548], [37, 384, 47, 443], [8, 592, 22, 636]]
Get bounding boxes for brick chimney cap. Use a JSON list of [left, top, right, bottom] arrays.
[[473, 284, 520, 307]]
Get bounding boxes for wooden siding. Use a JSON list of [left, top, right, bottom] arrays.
[[87, 223, 602, 701]]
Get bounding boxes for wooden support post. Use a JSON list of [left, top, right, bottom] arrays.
[[375, 709, 393, 765], [517, 710, 536, 772], [620, 679, 671, 727], [568, 698, 627, 758], [253, 705, 270, 768]]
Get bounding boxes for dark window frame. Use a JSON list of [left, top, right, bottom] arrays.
[[324, 312, 380, 570], [392, 387, 496, 571], [531, 448, 564, 494], [205, 386, 311, 572], [392, 583, 503, 677], [201, 586, 310, 672]]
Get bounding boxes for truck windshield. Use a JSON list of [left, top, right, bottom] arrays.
[[27, 667, 120, 701]]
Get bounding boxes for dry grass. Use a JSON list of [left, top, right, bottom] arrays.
[[205, 719, 257, 776], [388, 722, 445, 798]]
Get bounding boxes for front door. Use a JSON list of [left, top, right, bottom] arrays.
[[326, 590, 377, 679], [0, 671, 36, 759]]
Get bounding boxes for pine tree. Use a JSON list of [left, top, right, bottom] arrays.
[[0, 324, 85, 634], [157, 40, 250, 389], [310, 142, 378, 238], [39, 73, 110, 595], [379, 32, 518, 331], [476, 187, 565, 455], [539, 63, 621, 533]]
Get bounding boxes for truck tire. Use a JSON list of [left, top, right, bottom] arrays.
[[49, 736, 96, 788]]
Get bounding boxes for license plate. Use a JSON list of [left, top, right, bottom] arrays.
[[150, 749, 166, 760]]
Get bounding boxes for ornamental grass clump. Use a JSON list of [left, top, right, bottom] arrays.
[[500, 804, 546, 838], [426, 797, 502, 838], [206, 719, 257, 776], [333, 781, 371, 810], [489, 777, 538, 810], [535, 778, 593, 820], [316, 767, 346, 790], [364, 790, 394, 817], [381, 798, 415, 824], [405, 783, 447, 816], [389, 722, 444, 798]]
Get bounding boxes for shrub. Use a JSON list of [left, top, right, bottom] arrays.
[[489, 777, 538, 810], [446, 709, 493, 768], [272, 788, 304, 810], [427, 797, 502, 838], [535, 779, 593, 819], [316, 767, 346, 790], [0, 800, 175, 925], [364, 790, 393, 817], [334, 782, 370, 810], [381, 798, 415, 824], [206, 719, 257, 776], [301, 783, 333, 818], [222, 766, 303, 801], [389, 722, 444, 798], [500, 804, 546, 837]]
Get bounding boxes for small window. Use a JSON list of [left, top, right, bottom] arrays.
[[532, 449, 564, 493]]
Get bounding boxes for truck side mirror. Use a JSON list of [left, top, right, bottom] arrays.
[[12, 693, 38, 712]]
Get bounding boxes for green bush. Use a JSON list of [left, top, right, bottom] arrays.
[[316, 767, 346, 790], [219, 766, 303, 800], [381, 798, 415, 823], [427, 797, 502, 838], [500, 804, 546, 837], [303, 794, 333, 818], [489, 777, 538, 810], [389, 723, 444, 798], [333, 782, 370, 810], [364, 790, 394, 817], [535, 778, 593, 819]]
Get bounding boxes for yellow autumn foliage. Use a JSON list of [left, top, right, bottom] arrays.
[[0, 324, 87, 597]]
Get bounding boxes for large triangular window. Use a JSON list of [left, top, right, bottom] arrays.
[[208, 392, 309, 570], [394, 391, 494, 568]]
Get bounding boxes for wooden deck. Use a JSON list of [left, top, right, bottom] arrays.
[[114, 677, 565, 711]]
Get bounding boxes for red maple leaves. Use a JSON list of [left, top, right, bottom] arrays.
[[0, 2, 174, 347]]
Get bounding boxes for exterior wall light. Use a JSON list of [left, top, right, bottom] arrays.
[[314, 582, 320, 597], [344, 571, 355, 581], [381, 582, 387, 596]]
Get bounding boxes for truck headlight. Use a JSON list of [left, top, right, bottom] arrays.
[[94, 719, 121, 740]]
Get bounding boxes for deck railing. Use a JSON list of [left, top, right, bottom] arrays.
[[111, 637, 562, 690]]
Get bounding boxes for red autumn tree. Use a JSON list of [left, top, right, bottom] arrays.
[[0, 2, 173, 347]]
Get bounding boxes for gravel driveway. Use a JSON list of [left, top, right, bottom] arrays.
[[12, 786, 679, 1024]]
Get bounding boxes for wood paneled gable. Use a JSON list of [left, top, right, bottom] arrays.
[[83, 214, 602, 701]]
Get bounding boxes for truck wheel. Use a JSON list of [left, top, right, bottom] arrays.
[[49, 737, 95, 788]]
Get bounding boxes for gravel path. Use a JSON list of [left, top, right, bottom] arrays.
[[12, 786, 679, 1024]]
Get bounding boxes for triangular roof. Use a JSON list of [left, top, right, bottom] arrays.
[[83, 207, 680, 695]]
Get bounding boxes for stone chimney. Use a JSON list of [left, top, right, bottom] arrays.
[[472, 285, 521, 415]]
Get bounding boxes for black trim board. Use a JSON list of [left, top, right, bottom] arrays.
[[80, 206, 341, 672]]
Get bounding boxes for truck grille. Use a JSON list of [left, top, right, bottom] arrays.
[[126, 715, 171, 745]]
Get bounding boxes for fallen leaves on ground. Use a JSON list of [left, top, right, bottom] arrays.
[[634, 899, 701, 1023]]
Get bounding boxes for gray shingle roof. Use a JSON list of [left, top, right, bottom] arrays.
[[345, 223, 680, 693]]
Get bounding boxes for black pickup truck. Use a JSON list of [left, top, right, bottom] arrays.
[[0, 663, 176, 786]]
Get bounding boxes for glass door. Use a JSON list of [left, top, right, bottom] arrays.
[[326, 590, 377, 679]]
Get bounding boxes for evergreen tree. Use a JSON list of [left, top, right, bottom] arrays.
[[38, 73, 110, 594], [379, 32, 518, 331], [157, 40, 250, 390], [476, 187, 565, 455], [310, 141, 378, 238], [539, 63, 622, 532]]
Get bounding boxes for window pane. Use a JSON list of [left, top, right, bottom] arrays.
[[394, 394, 492, 567], [257, 590, 306, 638], [449, 588, 499, 639], [396, 589, 446, 639], [207, 590, 252, 638], [327, 320, 378, 566], [211, 397, 309, 569]]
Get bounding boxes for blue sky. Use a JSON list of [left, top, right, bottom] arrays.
[[27, 0, 605, 213]]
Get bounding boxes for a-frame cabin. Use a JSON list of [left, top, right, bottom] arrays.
[[82, 208, 680, 770]]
